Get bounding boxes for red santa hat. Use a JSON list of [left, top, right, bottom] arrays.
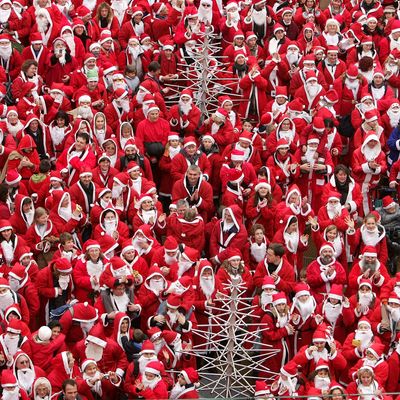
[[0, 219, 12, 232], [346, 65, 359, 79], [287, 99, 304, 113], [358, 278, 372, 290], [183, 136, 197, 148], [361, 35, 373, 45], [5, 169, 21, 185], [238, 131, 253, 144], [307, 135, 320, 145], [220, 247, 242, 262], [140, 340, 156, 354], [218, 95, 233, 107], [312, 330, 327, 343], [388, 292, 400, 305], [279, 6, 293, 16], [254, 179, 271, 192], [131, 6, 143, 16], [323, 89, 339, 104], [99, 30, 113, 45], [231, 149, 245, 161], [181, 247, 199, 263], [113, 172, 129, 187], [121, 240, 135, 256], [372, 67, 384, 78], [109, 256, 128, 273], [382, 195, 396, 209], [127, 161, 140, 173], [328, 284, 343, 301], [30, 32, 42, 44], [234, 50, 247, 62], [162, 330, 181, 346], [327, 191, 341, 202], [54, 258, 72, 274], [261, 276, 276, 290], [202, 134, 215, 144], [162, 40, 174, 51], [275, 86, 288, 98], [164, 236, 179, 252], [8, 263, 26, 281], [305, 70, 317, 83], [15, 246, 32, 262], [81, 359, 97, 372], [255, 381, 270, 397], [145, 360, 163, 376], [272, 292, 287, 306], [319, 242, 334, 255], [86, 323, 107, 348], [6, 319, 22, 335], [273, 23, 285, 34], [83, 240, 101, 253], [72, 18, 85, 30], [233, 30, 244, 40], [102, 61, 117, 76], [147, 327, 162, 341], [280, 363, 297, 377], [225, 0, 238, 10], [315, 359, 330, 371], [362, 245, 377, 257], [294, 282, 310, 297], [72, 302, 98, 323], [146, 102, 159, 114], [112, 70, 125, 81], [136, 194, 153, 208], [364, 109, 379, 123], [358, 316, 371, 329], [1, 370, 17, 388], [246, 31, 257, 41], [313, 117, 325, 132], [152, 2, 166, 14], [367, 343, 384, 359], [326, 45, 339, 54], [180, 368, 199, 386], [113, 88, 128, 102], [76, 5, 91, 17], [215, 108, 227, 120]]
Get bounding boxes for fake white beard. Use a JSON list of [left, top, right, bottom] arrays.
[[81, 320, 95, 336], [167, 310, 178, 325], [271, 101, 287, 115], [62, 33, 75, 57], [58, 274, 70, 290], [345, 78, 360, 90], [58, 49, 66, 66], [8, 277, 20, 292], [278, 377, 296, 394], [142, 374, 161, 390], [0, 45, 12, 59], [37, 17, 49, 33], [362, 145, 380, 162], [386, 63, 398, 75], [355, 329, 373, 350], [7, 120, 23, 137], [276, 311, 288, 327], [104, 219, 117, 236], [35, 395, 49, 400], [389, 306, 400, 322], [117, 99, 130, 113], [112, 185, 123, 199], [359, 292, 373, 307], [111, 0, 128, 15], [324, 301, 341, 324], [0, 8, 11, 23], [211, 122, 220, 134], [2, 388, 19, 400], [17, 368, 35, 394], [153, 339, 165, 355], [284, 231, 299, 253], [314, 376, 331, 391], [361, 103, 374, 114], [83, 371, 102, 396], [0, 290, 14, 311], [296, 297, 315, 319], [227, 10, 240, 27], [395, 285, 400, 298], [388, 109, 400, 127], [133, 21, 144, 36], [279, 129, 294, 142], [371, 85, 385, 101], [179, 100, 192, 116], [85, 342, 104, 362], [260, 291, 272, 307], [363, 358, 377, 368], [128, 45, 142, 60], [4, 334, 19, 357], [141, 209, 156, 224], [87, 259, 103, 279], [169, 146, 180, 159], [287, 52, 300, 66], [59, 205, 72, 221], [198, 6, 212, 24], [50, 125, 66, 146], [305, 147, 317, 164], [223, 221, 234, 232], [136, 91, 146, 104], [113, 291, 130, 312], [361, 226, 380, 246], [250, 241, 266, 263], [252, 6, 266, 26], [95, 129, 105, 145], [138, 355, 157, 374], [327, 203, 342, 219], [178, 261, 193, 277], [164, 253, 177, 265], [306, 84, 319, 97], [312, 347, 328, 363], [170, 382, 186, 400], [200, 276, 214, 299], [78, 105, 93, 120], [169, 281, 187, 295], [83, 0, 96, 10], [1, 241, 14, 264], [149, 279, 165, 296], [236, 143, 250, 159]]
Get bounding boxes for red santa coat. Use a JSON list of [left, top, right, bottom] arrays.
[[171, 176, 214, 222], [170, 151, 211, 183], [317, 59, 347, 87], [216, 265, 254, 297], [306, 258, 347, 303], [167, 214, 205, 252], [294, 84, 326, 112], [68, 180, 99, 215], [0, 48, 22, 80], [103, 101, 132, 132], [317, 205, 350, 233], [135, 117, 170, 155], [245, 194, 276, 240], [91, 165, 119, 190], [333, 76, 367, 117], [349, 357, 388, 387], [47, 352, 82, 393], [168, 104, 201, 137], [198, 118, 235, 151], [253, 256, 296, 294], [289, 68, 328, 97], [17, 277, 40, 328], [238, 72, 268, 120], [45, 52, 79, 86], [25, 220, 58, 256]]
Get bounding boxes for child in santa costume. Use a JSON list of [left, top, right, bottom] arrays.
[[132, 360, 169, 399], [0, 369, 29, 400], [169, 367, 200, 399]]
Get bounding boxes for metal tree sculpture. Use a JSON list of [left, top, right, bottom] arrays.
[[190, 280, 280, 398]]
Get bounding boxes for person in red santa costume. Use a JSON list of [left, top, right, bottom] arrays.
[[0, 219, 27, 268], [348, 245, 389, 297], [209, 205, 247, 265], [47, 351, 81, 393], [93, 208, 129, 246], [0, 34, 22, 80], [132, 360, 169, 399], [268, 363, 306, 398], [306, 243, 347, 303], [260, 291, 294, 377], [103, 88, 132, 132], [317, 45, 347, 87], [317, 191, 351, 233], [351, 132, 387, 216], [0, 369, 30, 400], [349, 279, 379, 326], [294, 70, 326, 113], [168, 89, 201, 138], [353, 109, 386, 151], [289, 283, 321, 353], [315, 284, 354, 343], [169, 367, 200, 399], [150, 235, 181, 275], [170, 137, 211, 183]]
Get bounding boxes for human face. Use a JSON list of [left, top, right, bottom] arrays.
[[80, 174, 92, 186], [145, 372, 156, 380], [74, 26, 84, 35], [185, 144, 196, 156], [102, 39, 113, 50], [326, 228, 337, 241], [104, 142, 116, 155], [275, 303, 286, 313], [133, 13, 143, 23], [129, 168, 140, 179], [141, 199, 153, 211], [358, 322, 370, 331], [287, 221, 298, 233], [229, 257, 241, 269], [247, 37, 257, 48], [63, 240, 74, 251], [1, 229, 12, 241], [64, 383, 78, 400], [359, 285, 371, 295], [278, 147, 289, 156], [266, 248, 279, 264], [75, 137, 87, 152], [242, 121, 253, 131], [281, 120, 291, 131], [56, 117, 65, 128], [236, 55, 246, 65], [51, 326, 61, 339], [67, 353, 74, 368], [88, 247, 100, 260], [201, 268, 213, 278], [120, 318, 129, 333], [148, 110, 159, 122], [29, 120, 39, 131], [360, 371, 373, 385], [327, 52, 337, 63], [367, 19, 377, 30], [275, 29, 285, 40], [36, 213, 48, 225], [187, 169, 200, 185], [100, 6, 108, 17], [282, 12, 292, 24], [16, 355, 30, 370], [336, 170, 348, 183], [327, 23, 337, 34], [36, 384, 50, 397], [389, 301, 400, 309], [170, 139, 180, 148], [373, 75, 383, 86], [99, 159, 111, 170], [177, 204, 187, 216], [113, 283, 126, 296], [365, 217, 376, 231], [85, 363, 97, 377], [26, 64, 37, 78], [317, 369, 329, 378], [314, 341, 326, 351], [321, 248, 334, 258]]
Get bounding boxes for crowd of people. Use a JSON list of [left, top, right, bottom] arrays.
[[0, 0, 399, 398]]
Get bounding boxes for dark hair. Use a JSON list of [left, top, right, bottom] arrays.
[[55, 110, 70, 125], [324, 118, 334, 129], [334, 164, 350, 176], [0, 184, 8, 203], [125, 65, 136, 74], [148, 61, 161, 73], [21, 59, 38, 73], [59, 232, 73, 244], [39, 159, 52, 173], [48, 320, 62, 330], [22, 197, 32, 207], [76, 131, 89, 144], [268, 243, 285, 257], [62, 379, 77, 392], [250, 223, 264, 236]]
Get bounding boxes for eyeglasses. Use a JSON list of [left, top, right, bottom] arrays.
[[202, 3, 211, 6]]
